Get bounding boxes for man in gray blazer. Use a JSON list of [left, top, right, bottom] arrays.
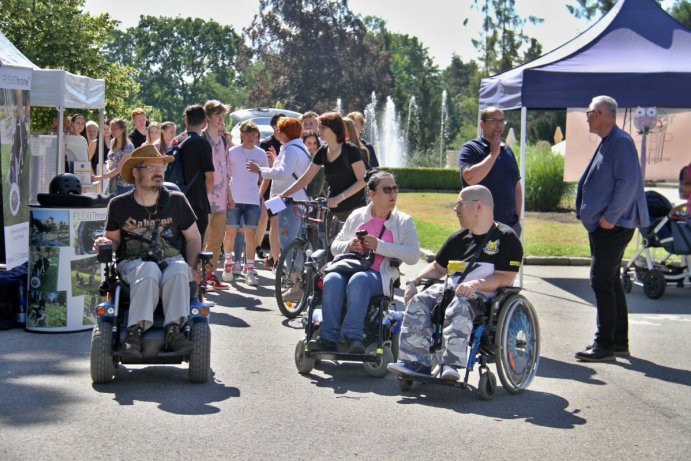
[[575, 95, 648, 362]]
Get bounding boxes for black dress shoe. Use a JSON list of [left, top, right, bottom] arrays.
[[586, 343, 630, 356], [575, 347, 615, 362], [308, 338, 338, 352]]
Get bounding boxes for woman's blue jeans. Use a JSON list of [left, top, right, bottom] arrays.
[[319, 270, 383, 343]]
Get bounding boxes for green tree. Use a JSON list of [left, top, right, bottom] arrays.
[[670, 0, 691, 27], [0, 0, 139, 128], [245, 0, 391, 113], [108, 16, 245, 122], [441, 55, 481, 149], [470, 0, 543, 74]]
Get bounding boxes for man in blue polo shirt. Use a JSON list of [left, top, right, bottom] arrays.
[[458, 107, 521, 236]]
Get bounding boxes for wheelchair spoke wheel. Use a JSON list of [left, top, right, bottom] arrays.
[[495, 295, 540, 394], [363, 343, 394, 378], [90, 321, 116, 384], [275, 240, 310, 319], [188, 322, 211, 383], [295, 339, 315, 374]]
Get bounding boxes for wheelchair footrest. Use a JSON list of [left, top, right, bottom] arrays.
[[307, 351, 380, 363], [395, 374, 471, 389]]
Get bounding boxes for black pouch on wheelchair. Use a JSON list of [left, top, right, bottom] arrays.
[[323, 251, 374, 275], [431, 288, 455, 324]]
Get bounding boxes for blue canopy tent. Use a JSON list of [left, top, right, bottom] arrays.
[[478, 0, 691, 284]]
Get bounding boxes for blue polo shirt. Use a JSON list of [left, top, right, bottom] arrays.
[[458, 137, 520, 227]]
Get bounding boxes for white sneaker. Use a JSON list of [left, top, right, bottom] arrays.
[[245, 270, 259, 286], [441, 365, 460, 382], [232, 264, 243, 276], [221, 259, 233, 282]]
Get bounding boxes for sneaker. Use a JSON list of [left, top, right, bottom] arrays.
[[346, 339, 365, 354], [222, 259, 233, 282], [232, 263, 243, 276], [575, 346, 615, 362], [255, 246, 266, 259], [586, 343, 630, 357], [245, 270, 259, 286], [165, 323, 193, 353], [282, 273, 303, 301], [387, 360, 431, 377], [308, 337, 338, 352], [206, 273, 229, 289], [441, 365, 461, 382], [121, 325, 143, 356]]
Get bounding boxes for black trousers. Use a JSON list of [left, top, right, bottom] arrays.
[[193, 206, 209, 246], [588, 226, 635, 351]]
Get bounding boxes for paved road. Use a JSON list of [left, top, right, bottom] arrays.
[[1, 261, 689, 460]]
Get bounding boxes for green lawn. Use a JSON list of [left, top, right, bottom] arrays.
[[396, 192, 639, 258]]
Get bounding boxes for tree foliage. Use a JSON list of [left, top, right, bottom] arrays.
[[245, 0, 390, 113], [0, 0, 138, 128], [470, 0, 543, 74], [108, 15, 245, 122]]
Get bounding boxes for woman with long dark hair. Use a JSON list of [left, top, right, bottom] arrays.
[[92, 118, 134, 195]]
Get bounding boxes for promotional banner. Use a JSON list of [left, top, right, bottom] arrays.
[[1, 82, 31, 269]]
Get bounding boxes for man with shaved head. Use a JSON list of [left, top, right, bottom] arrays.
[[388, 185, 523, 381]]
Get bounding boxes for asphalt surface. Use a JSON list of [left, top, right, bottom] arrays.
[[1, 260, 689, 460]]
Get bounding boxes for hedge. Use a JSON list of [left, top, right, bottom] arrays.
[[377, 167, 460, 191]]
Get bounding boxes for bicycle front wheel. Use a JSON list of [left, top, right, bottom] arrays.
[[275, 239, 311, 318]]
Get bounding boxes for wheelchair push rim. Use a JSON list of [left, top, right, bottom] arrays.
[[495, 294, 540, 394]]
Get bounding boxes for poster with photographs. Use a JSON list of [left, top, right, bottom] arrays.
[[26, 206, 107, 332], [1, 82, 31, 269]]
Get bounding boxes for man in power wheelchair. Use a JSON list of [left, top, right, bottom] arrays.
[[388, 185, 539, 399], [90, 145, 210, 384], [294, 171, 420, 376]]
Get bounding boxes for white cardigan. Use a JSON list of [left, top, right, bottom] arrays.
[[330, 204, 420, 296]]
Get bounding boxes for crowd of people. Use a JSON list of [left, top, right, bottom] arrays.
[[91, 94, 651, 372]]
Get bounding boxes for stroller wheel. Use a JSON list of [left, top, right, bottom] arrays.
[[643, 269, 666, 299], [621, 272, 632, 293]]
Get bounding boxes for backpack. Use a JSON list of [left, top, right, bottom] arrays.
[[164, 139, 200, 194]]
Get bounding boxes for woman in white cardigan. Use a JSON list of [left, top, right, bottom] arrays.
[[309, 171, 420, 354]]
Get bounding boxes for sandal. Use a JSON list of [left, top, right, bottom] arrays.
[[263, 256, 275, 270]]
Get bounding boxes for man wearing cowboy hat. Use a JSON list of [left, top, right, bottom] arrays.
[[95, 144, 202, 355]]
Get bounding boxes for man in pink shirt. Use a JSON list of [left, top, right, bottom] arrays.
[[202, 100, 233, 290]]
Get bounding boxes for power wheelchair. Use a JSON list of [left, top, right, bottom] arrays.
[[294, 249, 403, 377], [89, 244, 213, 384], [393, 275, 540, 401]]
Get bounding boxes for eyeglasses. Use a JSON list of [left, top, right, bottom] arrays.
[[137, 165, 166, 173], [484, 118, 505, 125], [453, 199, 478, 209], [586, 109, 600, 117], [380, 185, 400, 194]]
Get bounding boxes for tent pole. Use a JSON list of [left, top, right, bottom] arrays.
[[98, 109, 105, 194], [57, 106, 64, 174], [519, 106, 527, 288]]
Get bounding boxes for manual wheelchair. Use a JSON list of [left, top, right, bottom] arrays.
[[294, 250, 403, 377], [89, 245, 213, 384], [393, 276, 540, 401]]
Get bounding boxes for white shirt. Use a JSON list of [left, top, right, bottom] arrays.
[[260, 138, 311, 200], [228, 145, 268, 205]]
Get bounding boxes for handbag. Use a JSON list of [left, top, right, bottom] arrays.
[[323, 223, 388, 275]]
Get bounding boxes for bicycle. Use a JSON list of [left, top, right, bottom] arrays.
[[275, 197, 335, 318]]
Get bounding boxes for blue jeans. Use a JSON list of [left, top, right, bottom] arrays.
[[319, 270, 383, 342], [278, 207, 302, 250]]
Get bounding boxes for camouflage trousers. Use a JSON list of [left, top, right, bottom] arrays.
[[398, 283, 473, 368]]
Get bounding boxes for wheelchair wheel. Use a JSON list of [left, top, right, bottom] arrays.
[[90, 322, 116, 384], [621, 272, 632, 293], [363, 343, 394, 378], [642, 269, 666, 299], [495, 294, 540, 394], [275, 240, 310, 319], [398, 378, 414, 391], [188, 322, 211, 384], [295, 339, 315, 374], [477, 369, 497, 401]]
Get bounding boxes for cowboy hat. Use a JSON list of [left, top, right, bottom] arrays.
[[120, 144, 173, 184]]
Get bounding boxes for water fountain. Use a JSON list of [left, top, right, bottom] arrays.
[[376, 96, 406, 168], [439, 90, 448, 168], [364, 91, 378, 145], [336, 98, 343, 115], [405, 96, 418, 141]]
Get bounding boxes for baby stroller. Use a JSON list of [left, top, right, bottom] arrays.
[[621, 191, 691, 299]]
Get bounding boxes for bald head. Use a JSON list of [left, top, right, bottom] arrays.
[[460, 185, 494, 211]]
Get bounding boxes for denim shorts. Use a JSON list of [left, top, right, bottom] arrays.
[[226, 203, 261, 228]]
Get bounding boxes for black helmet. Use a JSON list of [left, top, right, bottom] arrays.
[[49, 173, 82, 195]]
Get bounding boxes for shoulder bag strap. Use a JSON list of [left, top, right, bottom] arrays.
[[454, 223, 497, 286]]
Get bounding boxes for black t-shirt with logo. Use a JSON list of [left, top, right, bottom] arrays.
[[105, 188, 197, 262], [435, 223, 523, 283]]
